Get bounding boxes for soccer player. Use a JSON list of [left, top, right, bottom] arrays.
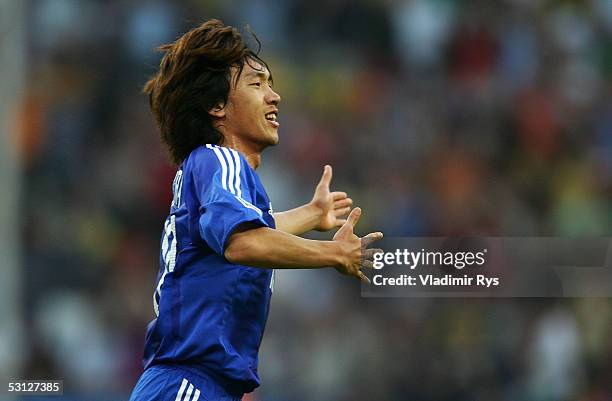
[[129, 19, 383, 401]]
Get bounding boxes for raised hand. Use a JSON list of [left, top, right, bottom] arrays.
[[333, 207, 383, 283], [310, 165, 353, 232]]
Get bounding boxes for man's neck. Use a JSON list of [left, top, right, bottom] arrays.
[[221, 137, 263, 170], [243, 152, 262, 170]]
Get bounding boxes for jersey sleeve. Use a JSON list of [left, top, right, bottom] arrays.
[[191, 146, 271, 255]]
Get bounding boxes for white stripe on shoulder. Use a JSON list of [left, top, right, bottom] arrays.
[[184, 383, 194, 401], [230, 149, 242, 198], [175, 378, 188, 401], [191, 388, 201, 401], [220, 147, 236, 194], [206, 145, 228, 191]]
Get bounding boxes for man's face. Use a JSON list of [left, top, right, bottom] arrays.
[[218, 60, 281, 149]]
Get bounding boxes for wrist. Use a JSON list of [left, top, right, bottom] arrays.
[[305, 202, 325, 231], [324, 240, 346, 268], [305, 201, 324, 219]]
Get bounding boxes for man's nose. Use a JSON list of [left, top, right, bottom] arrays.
[[266, 88, 281, 105]]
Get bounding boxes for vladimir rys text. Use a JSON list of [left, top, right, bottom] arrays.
[[370, 248, 500, 288]]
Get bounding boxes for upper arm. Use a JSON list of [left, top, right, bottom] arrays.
[[223, 221, 269, 263], [191, 146, 271, 255]]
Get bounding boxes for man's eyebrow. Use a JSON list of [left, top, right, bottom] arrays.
[[246, 70, 270, 80]]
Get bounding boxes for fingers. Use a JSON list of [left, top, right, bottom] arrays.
[[317, 165, 332, 188], [361, 231, 384, 247], [357, 242, 385, 284], [334, 207, 351, 217], [343, 263, 372, 284], [357, 270, 370, 284], [333, 197, 352, 208], [331, 191, 348, 201], [362, 248, 383, 260]]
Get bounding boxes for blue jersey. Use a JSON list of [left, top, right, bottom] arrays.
[[142, 144, 275, 394]]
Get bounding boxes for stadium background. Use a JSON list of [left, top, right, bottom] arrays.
[[1, 0, 611, 400]]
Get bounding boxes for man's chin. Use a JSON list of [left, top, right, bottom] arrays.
[[265, 131, 279, 146], [253, 132, 279, 152]]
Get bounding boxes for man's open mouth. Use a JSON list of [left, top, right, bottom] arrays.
[[264, 112, 277, 122]]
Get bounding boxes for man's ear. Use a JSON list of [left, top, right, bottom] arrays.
[[208, 102, 226, 118]]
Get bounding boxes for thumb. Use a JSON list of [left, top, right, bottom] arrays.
[[335, 207, 361, 238], [317, 165, 332, 188], [344, 207, 361, 230]]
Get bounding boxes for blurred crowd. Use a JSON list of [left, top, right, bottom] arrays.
[[13, 0, 612, 400]]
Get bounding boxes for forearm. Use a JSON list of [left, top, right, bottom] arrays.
[[224, 226, 341, 269], [273, 203, 321, 235]]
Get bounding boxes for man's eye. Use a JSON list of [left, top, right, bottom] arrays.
[[251, 82, 261, 87]]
